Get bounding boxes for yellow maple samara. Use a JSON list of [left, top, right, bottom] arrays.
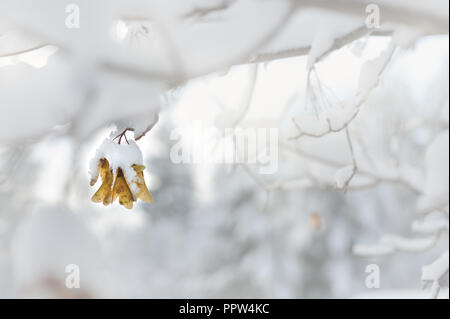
[[90, 158, 154, 209]]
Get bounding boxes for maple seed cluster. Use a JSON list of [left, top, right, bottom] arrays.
[[90, 158, 154, 209]]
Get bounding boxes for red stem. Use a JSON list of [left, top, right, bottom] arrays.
[[113, 129, 130, 145]]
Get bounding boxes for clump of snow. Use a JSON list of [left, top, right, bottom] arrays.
[[418, 130, 450, 213], [307, 30, 335, 70], [357, 42, 395, 95], [392, 28, 422, 49], [89, 138, 144, 197], [0, 54, 84, 144], [412, 218, 449, 235]]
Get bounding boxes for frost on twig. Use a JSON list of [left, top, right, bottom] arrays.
[[334, 165, 356, 191], [290, 41, 396, 141], [333, 128, 357, 192], [290, 102, 360, 140]]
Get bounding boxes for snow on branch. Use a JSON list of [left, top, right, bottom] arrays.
[[412, 219, 449, 235], [293, 0, 449, 35], [353, 233, 441, 257], [422, 251, 449, 299]]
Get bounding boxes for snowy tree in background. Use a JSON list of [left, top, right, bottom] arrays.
[[0, 0, 448, 298]]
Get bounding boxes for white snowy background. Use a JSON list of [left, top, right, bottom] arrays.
[[0, 0, 448, 298]]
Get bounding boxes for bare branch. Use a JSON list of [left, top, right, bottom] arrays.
[[289, 108, 360, 140], [279, 142, 423, 194], [337, 128, 358, 193], [0, 43, 48, 58], [250, 27, 389, 65], [182, 0, 236, 20]]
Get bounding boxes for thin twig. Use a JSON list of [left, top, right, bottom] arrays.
[[339, 127, 358, 193], [0, 43, 49, 58]]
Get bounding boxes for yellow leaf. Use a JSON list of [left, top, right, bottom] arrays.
[[132, 165, 154, 204], [91, 182, 109, 203], [91, 159, 114, 205], [132, 164, 146, 173], [112, 168, 135, 209]]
